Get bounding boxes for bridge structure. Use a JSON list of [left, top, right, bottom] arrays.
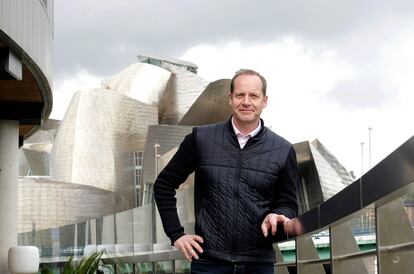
[[19, 135, 414, 274]]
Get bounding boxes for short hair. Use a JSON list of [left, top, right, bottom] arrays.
[[230, 69, 267, 96]]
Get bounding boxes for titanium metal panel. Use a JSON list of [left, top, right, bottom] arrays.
[[178, 79, 232, 126], [312, 139, 353, 185], [22, 143, 51, 175], [50, 89, 158, 195], [158, 64, 209, 125], [18, 176, 128, 233], [101, 63, 171, 105], [310, 139, 353, 200], [25, 119, 60, 143], [18, 119, 59, 175]]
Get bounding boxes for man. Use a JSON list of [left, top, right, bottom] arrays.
[[154, 69, 299, 274]]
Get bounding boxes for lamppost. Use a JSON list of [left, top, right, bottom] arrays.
[[360, 142, 365, 179], [154, 143, 160, 177], [152, 143, 160, 246], [368, 127, 373, 169]]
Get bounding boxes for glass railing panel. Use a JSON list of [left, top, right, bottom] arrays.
[[135, 262, 154, 274], [115, 209, 134, 256], [38, 228, 54, 258], [39, 262, 60, 273], [133, 203, 153, 254], [176, 186, 195, 234], [58, 224, 76, 258], [74, 222, 87, 259], [49, 227, 61, 259], [351, 207, 375, 236], [100, 264, 116, 274], [33, 228, 42, 257], [116, 263, 134, 273], [83, 219, 97, 256], [97, 214, 115, 256], [175, 259, 191, 274], [18, 231, 33, 246], [155, 203, 172, 251], [156, 261, 174, 274], [154, 186, 195, 254]]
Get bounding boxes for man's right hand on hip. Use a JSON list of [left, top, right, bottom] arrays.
[[174, 234, 204, 261]]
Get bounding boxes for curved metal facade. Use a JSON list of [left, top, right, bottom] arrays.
[[18, 177, 129, 233], [18, 58, 233, 233], [158, 64, 209, 124], [50, 89, 158, 193]]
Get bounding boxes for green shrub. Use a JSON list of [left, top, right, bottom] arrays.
[[41, 250, 104, 274]]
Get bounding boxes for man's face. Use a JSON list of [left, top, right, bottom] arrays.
[[229, 74, 268, 126]]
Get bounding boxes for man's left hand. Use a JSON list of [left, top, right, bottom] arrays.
[[261, 213, 290, 237]]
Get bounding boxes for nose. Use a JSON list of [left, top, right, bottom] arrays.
[[242, 95, 251, 105]]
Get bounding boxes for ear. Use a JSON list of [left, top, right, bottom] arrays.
[[263, 95, 268, 108], [228, 93, 233, 105]]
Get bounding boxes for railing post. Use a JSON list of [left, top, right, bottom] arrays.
[[296, 235, 325, 274], [274, 244, 289, 274], [376, 199, 414, 274], [330, 221, 368, 274]]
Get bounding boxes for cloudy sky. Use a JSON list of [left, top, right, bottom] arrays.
[[52, 1, 414, 178]]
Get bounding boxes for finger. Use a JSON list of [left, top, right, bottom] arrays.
[[276, 214, 289, 224], [183, 249, 192, 261], [185, 242, 197, 260], [189, 248, 199, 260], [261, 220, 269, 237], [193, 235, 204, 244], [179, 245, 192, 261], [190, 240, 204, 254], [270, 218, 277, 235]]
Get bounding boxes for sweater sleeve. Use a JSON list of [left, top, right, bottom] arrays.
[[272, 146, 299, 219], [153, 129, 198, 245]]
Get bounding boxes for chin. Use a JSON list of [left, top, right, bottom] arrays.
[[236, 117, 256, 124]]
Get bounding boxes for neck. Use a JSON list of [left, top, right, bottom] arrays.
[[232, 118, 260, 135]]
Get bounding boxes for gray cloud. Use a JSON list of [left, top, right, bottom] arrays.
[[324, 75, 395, 109], [54, 0, 414, 80]]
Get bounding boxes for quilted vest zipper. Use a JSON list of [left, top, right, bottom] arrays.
[[231, 148, 243, 261]]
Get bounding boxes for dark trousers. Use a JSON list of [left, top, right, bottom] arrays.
[[190, 259, 274, 274]]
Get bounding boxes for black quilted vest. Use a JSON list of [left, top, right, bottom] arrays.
[[193, 119, 297, 263]]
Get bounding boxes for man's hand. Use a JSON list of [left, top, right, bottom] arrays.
[[174, 235, 204, 261], [261, 213, 290, 237]]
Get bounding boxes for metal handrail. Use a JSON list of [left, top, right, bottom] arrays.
[[35, 135, 414, 271]]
